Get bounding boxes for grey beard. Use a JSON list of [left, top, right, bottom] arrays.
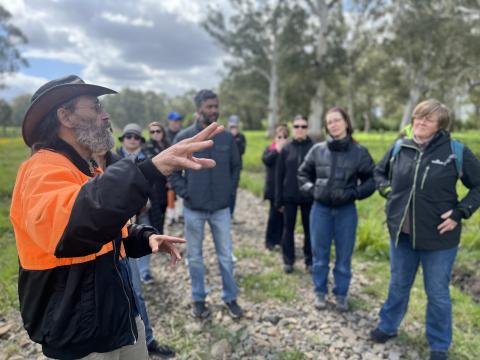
[[74, 121, 115, 153]]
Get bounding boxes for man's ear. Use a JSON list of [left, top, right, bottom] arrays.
[[57, 107, 75, 128]]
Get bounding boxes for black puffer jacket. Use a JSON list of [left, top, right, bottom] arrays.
[[275, 137, 314, 207], [298, 135, 375, 207], [375, 130, 480, 250], [262, 143, 280, 200]]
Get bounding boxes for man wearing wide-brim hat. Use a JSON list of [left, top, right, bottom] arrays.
[[10, 74, 224, 359]]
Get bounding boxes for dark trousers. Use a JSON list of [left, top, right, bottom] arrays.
[[281, 202, 312, 266], [265, 199, 283, 249]]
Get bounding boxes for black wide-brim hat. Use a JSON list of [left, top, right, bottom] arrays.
[[22, 74, 117, 147]]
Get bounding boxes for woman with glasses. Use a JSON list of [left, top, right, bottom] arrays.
[[262, 123, 289, 251], [275, 115, 314, 274], [371, 99, 480, 360], [298, 107, 375, 312]]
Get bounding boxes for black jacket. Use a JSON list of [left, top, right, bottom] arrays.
[[232, 132, 246, 168], [375, 130, 480, 250], [143, 139, 169, 225], [298, 136, 375, 207], [275, 137, 314, 207], [165, 127, 180, 145], [168, 122, 241, 211], [11, 139, 165, 359], [262, 143, 280, 200]]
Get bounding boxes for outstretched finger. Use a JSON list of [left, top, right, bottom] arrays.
[[191, 157, 216, 168], [182, 139, 215, 154], [190, 123, 224, 142]]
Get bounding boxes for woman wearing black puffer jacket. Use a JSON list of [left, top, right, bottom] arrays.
[[275, 115, 314, 274], [298, 107, 375, 312]]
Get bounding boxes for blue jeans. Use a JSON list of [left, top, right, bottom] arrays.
[[310, 202, 358, 297], [184, 207, 238, 303], [128, 258, 154, 345], [136, 212, 152, 279], [378, 233, 458, 352]]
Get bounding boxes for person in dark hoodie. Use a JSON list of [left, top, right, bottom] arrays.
[[370, 99, 480, 360], [298, 107, 375, 312], [262, 123, 289, 250], [275, 115, 314, 274]]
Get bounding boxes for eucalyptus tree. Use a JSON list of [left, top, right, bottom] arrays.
[[0, 5, 28, 87], [203, 0, 296, 135], [381, 0, 477, 130]]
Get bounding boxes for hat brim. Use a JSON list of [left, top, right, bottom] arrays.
[[23, 83, 117, 147], [118, 134, 146, 143]]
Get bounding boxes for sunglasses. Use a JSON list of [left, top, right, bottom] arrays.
[[276, 136, 287, 139], [150, 130, 163, 134], [293, 125, 308, 129], [124, 134, 141, 141]]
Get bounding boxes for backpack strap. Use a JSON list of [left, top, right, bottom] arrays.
[[450, 139, 464, 178], [388, 138, 404, 181]]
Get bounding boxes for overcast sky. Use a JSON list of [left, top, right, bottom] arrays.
[[0, 0, 227, 100]]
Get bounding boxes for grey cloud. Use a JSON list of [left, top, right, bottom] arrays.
[[23, 0, 223, 70]]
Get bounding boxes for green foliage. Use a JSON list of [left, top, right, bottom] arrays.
[[238, 271, 297, 302]]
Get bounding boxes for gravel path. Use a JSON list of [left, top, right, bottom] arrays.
[[0, 189, 423, 360]]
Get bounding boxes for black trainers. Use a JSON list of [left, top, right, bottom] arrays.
[[283, 264, 294, 274], [306, 264, 313, 274], [369, 327, 397, 343], [225, 300, 244, 319], [141, 273, 154, 285], [147, 339, 175, 358], [191, 301, 210, 319], [430, 351, 448, 360], [314, 294, 326, 310], [335, 296, 348, 312]]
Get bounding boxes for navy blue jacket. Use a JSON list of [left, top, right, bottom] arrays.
[[168, 122, 241, 211]]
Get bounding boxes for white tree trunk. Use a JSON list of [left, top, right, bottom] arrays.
[[309, 79, 326, 137], [308, 0, 330, 138], [267, 62, 278, 137], [399, 86, 422, 131], [347, 64, 355, 128]]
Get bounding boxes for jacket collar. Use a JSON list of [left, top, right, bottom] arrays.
[[48, 138, 95, 176], [327, 135, 352, 152]]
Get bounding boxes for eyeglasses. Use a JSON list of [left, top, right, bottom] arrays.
[[413, 115, 437, 124], [124, 134, 141, 141], [293, 125, 308, 129], [74, 100, 105, 114], [150, 130, 163, 134], [276, 136, 287, 139]]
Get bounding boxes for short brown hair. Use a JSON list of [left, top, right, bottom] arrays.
[[412, 99, 450, 130], [324, 107, 354, 136], [275, 123, 289, 138]]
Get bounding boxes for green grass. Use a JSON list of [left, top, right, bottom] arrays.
[[238, 271, 298, 302]]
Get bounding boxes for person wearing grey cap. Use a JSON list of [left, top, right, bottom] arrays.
[[228, 115, 246, 219], [10, 75, 224, 359]]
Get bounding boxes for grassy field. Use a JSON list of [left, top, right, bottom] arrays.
[[1, 129, 480, 358], [241, 130, 480, 359]]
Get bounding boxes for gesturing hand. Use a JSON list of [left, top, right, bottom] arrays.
[[437, 209, 458, 235], [148, 234, 187, 266], [152, 122, 224, 176]]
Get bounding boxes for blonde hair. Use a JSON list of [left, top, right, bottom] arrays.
[[412, 99, 450, 130], [148, 121, 162, 130]]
